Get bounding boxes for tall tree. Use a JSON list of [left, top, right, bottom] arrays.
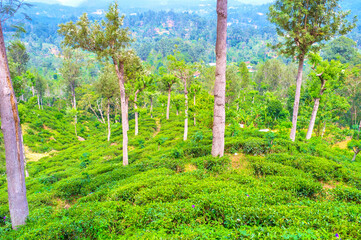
[[59, 2, 134, 166], [96, 64, 119, 141], [268, 0, 356, 141], [159, 72, 177, 120], [305, 53, 346, 139], [167, 53, 193, 141], [60, 48, 83, 136], [0, 0, 30, 229], [212, 0, 227, 157]]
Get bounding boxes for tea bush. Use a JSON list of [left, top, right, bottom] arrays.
[[0, 105, 361, 239]]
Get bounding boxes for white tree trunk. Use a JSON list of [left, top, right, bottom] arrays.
[[290, 57, 305, 142], [37, 95, 40, 109], [166, 87, 171, 120], [193, 94, 196, 126], [107, 99, 111, 142], [184, 80, 188, 141], [321, 122, 327, 138], [212, 0, 227, 157], [72, 89, 77, 137], [352, 150, 360, 161], [134, 91, 139, 136], [114, 61, 128, 166], [150, 97, 153, 118], [0, 21, 29, 229], [306, 98, 320, 140]]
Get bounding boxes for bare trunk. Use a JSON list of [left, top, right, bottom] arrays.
[[0, 21, 29, 229], [107, 99, 111, 142], [212, 0, 227, 157], [193, 94, 196, 126], [352, 150, 360, 161], [184, 80, 188, 141], [135, 90, 139, 136], [150, 97, 153, 118], [97, 99, 105, 123], [31, 86, 35, 97], [166, 87, 171, 120], [321, 122, 326, 138], [290, 56, 305, 142], [113, 60, 128, 166], [306, 98, 320, 140], [37, 95, 40, 109], [176, 109, 179, 116], [72, 88, 77, 137]]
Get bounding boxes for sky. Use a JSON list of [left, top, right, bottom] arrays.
[[27, 0, 87, 7], [26, 0, 274, 7]]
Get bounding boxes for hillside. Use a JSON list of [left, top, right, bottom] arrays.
[[0, 99, 360, 239]]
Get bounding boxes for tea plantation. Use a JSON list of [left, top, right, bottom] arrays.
[[0, 103, 360, 239]]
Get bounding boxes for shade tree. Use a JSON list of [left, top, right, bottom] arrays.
[[58, 2, 134, 166], [268, 0, 356, 141]]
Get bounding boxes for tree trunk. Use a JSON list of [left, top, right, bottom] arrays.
[[150, 97, 153, 118], [212, 0, 227, 157], [184, 80, 188, 141], [306, 98, 320, 140], [166, 87, 171, 120], [193, 94, 196, 126], [97, 99, 105, 123], [107, 99, 111, 142], [290, 56, 305, 142], [113, 60, 128, 166], [134, 90, 139, 136], [37, 95, 40, 109], [0, 21, 29, 229], [321, 121, 327, 138], [176, 109, 179, 116], [71, 87, 77, 137], [352, 149, 360, 161]]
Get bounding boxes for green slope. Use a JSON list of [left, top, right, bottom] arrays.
[[0, 103, 360, 239]]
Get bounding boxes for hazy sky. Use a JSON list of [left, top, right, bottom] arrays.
[[27, 0, 274, 7], [27, 0, 86, 7]]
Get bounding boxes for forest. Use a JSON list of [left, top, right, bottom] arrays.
[[0, 0, 361, 239]]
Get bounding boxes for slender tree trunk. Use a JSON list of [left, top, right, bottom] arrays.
[[167, 87, 171, 120], [97, 99, 105, 123], [150, 97, 153, 118], [72, 88, 77, 137], [306, 98, 320, 140], [113, 60, 128, 166], [290, 56, 305, 142], [193, 94, 196, 126], [212, 0, 227, 157], [31, 86, 35, 97], [134, 90, 139, 136], [107, 99, 111, 142], [321, 122, 327, 138], [37, 95, 40, 109], [176, 109, 179, 116], [352, 150, 360, 161], [184, 80, 188, 141], [0, 21, 29, 229]]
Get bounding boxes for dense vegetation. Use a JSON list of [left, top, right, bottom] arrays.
[[1, 99, 361, 239], [0, 0, 361, 238]]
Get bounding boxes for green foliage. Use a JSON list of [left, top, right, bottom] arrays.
[[268, 0, 356, 59]]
